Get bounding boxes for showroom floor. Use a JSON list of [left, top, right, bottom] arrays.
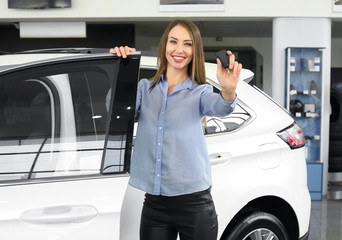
[[309, 198, 342, 240]]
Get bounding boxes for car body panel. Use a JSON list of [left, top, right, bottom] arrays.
[[0, 176, 129, 240], [0, 51, 310, 240]]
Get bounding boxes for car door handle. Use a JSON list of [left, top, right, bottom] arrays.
[[21, 205, 98, 225], [209, 152, 231, 166]]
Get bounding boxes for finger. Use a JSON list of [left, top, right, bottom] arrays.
[[227, 50, 235, 70], [120, 46, 126, 58], [232, 62, 242, 81], [232, 61, 240, 76], [216, 58, 225, 78], [125, 46, 136, 55], [113, 46, 121, 57], [237, 63, 242, 76], [124, 46, 132, 56], [216, 58, 222, 69], [110, 47, 116, 55]]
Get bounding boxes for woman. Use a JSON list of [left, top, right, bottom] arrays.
[[110, 18, 242, 240]]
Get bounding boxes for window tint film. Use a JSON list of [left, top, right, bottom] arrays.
[[0, 57, 125, 182], [102, 56, 141, 174]]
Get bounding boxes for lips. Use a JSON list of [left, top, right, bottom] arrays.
[[172, 55, 186, 63]]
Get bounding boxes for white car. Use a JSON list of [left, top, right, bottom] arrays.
[[0, 49, 310, 240]]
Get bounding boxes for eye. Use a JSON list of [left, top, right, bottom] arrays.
[[170, 40, 177, 44], [185, 42, 193, 46]]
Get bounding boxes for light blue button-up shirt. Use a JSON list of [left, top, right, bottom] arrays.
[[129, 75, 237, 196]]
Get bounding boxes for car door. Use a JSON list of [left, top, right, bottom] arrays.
[[0, 53, 141, 240]]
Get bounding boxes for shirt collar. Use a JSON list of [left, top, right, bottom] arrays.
[[157, 75, 164, 83]]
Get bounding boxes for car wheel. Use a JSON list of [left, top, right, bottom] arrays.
[[329, 155, 342, 172], [329, 83, 342, 173], [330, 83, 342, 127], [224, 211, 289, 240]]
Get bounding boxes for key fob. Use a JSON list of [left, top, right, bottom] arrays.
[[216, 49, 229, 69]]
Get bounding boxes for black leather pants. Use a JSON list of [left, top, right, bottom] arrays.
[[140, 188, 218, 240]]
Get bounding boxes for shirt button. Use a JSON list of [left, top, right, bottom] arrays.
[[158, 143, 161, 146], [159, 127, 162, 130], [157, 159, 160, 162], [157, 174, 160, 177]]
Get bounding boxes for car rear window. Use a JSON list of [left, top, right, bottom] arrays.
[[203, 83, 252, 135]]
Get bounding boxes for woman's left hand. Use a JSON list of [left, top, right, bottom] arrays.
[[216, 50, 242, 101]]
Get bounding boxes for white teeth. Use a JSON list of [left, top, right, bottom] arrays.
[[173, 56, 184, 60]]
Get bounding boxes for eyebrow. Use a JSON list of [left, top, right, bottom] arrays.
[[169, 36, 193, 42]]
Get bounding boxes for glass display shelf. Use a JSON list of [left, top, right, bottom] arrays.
[[285, 47, 324, 200]]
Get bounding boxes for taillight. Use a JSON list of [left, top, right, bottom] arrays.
[[277, 122, 305, 149]]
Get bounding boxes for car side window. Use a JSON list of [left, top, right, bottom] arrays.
[[204, 84, 251, 135], [0, 79, 52, 142], [139, 69, 157, 80], [0, 59, 127, 183], [70, 71, 109, 135], [0, 77, 55, 181]]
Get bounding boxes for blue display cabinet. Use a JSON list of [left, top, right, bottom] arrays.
[[285, 47, 324, 200]]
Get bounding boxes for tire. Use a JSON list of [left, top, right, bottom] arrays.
[[224, 211, 289, 240], [330, 83, 342, 127], [329, 83, 342, 173], [329, 140, 342, 157], [328, 155, 342, 172], [330, 126, 342, 141]]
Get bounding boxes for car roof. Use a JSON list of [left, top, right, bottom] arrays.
[[140, 55, 254, 83], [0, 48, 111, 72], [0, 49, 254, 83]]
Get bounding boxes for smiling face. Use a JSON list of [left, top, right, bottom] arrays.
[[165, 24, 194, 75], [152, 19, 206, 89]]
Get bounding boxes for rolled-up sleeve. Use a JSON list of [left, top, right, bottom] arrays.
[[200, 84, 237, 117]]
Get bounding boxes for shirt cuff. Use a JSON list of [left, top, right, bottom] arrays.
[[218, 92, 238, 114]]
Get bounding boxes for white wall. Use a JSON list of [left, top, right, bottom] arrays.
[[1, 0, 342, 21]]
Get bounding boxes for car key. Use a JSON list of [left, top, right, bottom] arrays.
[[216, 49, 229, 69]]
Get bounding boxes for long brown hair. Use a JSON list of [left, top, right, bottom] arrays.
[[150, 18, 206, 90]]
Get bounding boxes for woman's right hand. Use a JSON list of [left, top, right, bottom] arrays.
[[109, 46, 136, 58]]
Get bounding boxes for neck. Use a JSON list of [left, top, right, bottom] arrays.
[[165, 67, 189, 95], [165, 67, 188, 85]]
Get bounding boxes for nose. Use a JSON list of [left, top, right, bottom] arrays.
[[175, 43, 184, 54]]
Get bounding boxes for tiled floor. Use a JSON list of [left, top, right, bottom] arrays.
[[309, 198, 342, 240]]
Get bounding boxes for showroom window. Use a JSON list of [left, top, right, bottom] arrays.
[[0, 59, 131, 182]]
